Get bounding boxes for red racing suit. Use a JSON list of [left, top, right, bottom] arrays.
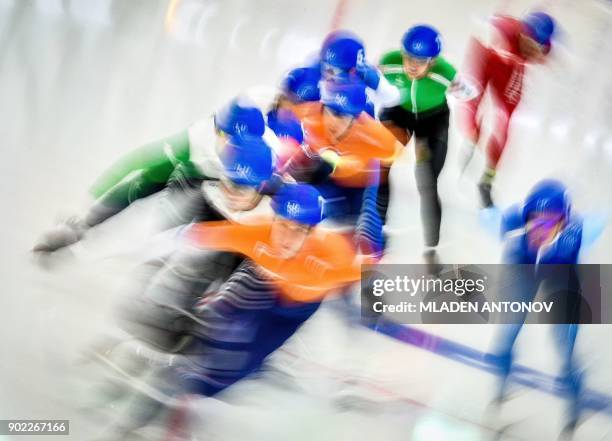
[[459, 15, 535, 168]]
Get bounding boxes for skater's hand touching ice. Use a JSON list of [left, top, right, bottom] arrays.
[[32, 216, 89, 253]]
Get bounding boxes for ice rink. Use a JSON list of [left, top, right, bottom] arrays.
[[1, 0, 612, 439]]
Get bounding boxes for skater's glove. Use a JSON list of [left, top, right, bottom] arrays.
[[32, 216, 89, 253], [447, 76, 480, 102], [355, 63, 381, 90], [259, 173, 284, 196], [320, 149, 342, 172]]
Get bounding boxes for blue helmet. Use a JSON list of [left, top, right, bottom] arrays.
[[267, 109, 304, 145], [221, 135, 273, 187], [215, 96, 266, 138], [271, 184, 324, 226], [401, 25, 442, 59], [522, 12, 555, 46], [522, 179, 570, 222], [320, 30, 366, 71], [320, 79, 367, 117], [282, 67, 321, 103]]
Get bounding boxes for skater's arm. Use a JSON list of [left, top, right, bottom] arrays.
[[372, 74, 402, 108], [185, 222, 266, 256], [322, 152, 367, 180], [357, 62, 401, 108], [378, 50, 408, 105], [277, 237, 363, 303], [89, 130, 191, 199], [354, 118, 403, 163], [455, 37, 490, 143], [436, 57, 458, 82], [281, 147, 335, 185]]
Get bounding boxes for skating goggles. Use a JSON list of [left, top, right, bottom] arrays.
[[214, 120, 227, 138], [526, 213, 564, 235], [323, 105, 352, 118], [321, 63, 352, 81], [220, 176, 259, 194], [521, 35, 550, 56], [402, 53, 432, 66]]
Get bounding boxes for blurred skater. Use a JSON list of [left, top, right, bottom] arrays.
[[379, 24, 457, 272], [493, 180, 585, 437], [456, 12, 556, 207]]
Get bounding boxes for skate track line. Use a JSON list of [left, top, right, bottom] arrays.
[[358, 314, 612, 417]]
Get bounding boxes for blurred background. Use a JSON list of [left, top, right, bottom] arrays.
[[0, 0, 611, 439]]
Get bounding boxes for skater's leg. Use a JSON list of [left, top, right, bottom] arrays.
[[479, 104, 512, 207], [491, 264, 538, 401], [377, 106, 412, 225], [375, 165, 391, 225], [415, 140, 442, 273], [355, 164, 385, 256], [414, 109, 449, 272], [421, 110, 449, 247], [548, 265, 583, 432], [554, 324, 582, 427]]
